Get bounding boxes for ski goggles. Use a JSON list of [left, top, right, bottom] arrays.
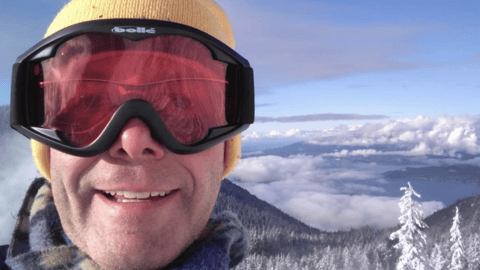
[[10, 19, 254, 156]]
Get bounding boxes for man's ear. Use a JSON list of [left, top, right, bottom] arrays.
[[31, 139, 52, 181]]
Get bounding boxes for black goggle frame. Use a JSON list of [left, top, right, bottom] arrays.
[[11, 19, 254, 156]]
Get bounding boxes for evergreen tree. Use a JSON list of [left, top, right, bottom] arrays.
[[292, 261, 300, 270], [389, 182, 429, 270], [449, 206, 465, 270], [312, 246, 320, 265], [265, 256, 274, 270], [430, 244, 446, 270], [358, 251, 370, 270], [299, 255, 307, 270], [319, 247, 333, 270], [466, 233, 479, 270], [373, 252, 383, 270], [342, 247, 353, 269]]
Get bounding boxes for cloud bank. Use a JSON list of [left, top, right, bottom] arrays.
[[245, 115, 480, 157], [230, 154, 444, 231], [255, 113, 389, 123]]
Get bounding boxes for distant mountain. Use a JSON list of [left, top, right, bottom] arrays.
[[244, 141, 429, 166], [383, 165, 480, 185], [243, 141, 480, 166], [244, 141, 409, 157]]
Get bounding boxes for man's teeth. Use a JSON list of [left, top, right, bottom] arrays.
[[104, 190, 172, 200]]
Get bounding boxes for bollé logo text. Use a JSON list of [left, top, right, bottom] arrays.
[[112, 26, 156, 34]]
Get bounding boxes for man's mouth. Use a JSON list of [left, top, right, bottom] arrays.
[[101, 190, 175, 203]]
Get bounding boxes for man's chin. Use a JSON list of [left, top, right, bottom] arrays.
[[88, 241, 178, 270], [83, 211, 199, 269], [74, 222, 181, 270]]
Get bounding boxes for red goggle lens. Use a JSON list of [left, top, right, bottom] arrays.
[[37, 34, 229, 147]]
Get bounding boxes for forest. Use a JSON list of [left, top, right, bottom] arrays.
[[212, 179, 480, 269]]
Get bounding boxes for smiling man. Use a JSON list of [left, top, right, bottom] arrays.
[[2, 0, 254, 269]]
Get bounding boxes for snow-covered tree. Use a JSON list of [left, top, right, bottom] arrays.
[[358, 251, 370, 270], [312, 246, 320, 265], [265, 256, 274, 270], [430, 244, 446, 270], [466, 233, 480, 270], [342, 247, 353, 269], [449, 206, 465, 270], [373, 252, 382, 270], [316, 247, 330, 270], [389, 182, 429, 270]]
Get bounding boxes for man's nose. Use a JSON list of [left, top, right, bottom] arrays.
[[108, 118, 166, 160]]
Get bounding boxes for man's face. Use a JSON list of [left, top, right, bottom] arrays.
[[49, 118, 226, 270]]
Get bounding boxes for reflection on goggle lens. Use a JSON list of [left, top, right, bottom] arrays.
[[41, 80, 228, 147], [37, 33, 230, 147]]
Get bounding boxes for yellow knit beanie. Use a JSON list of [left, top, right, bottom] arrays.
[[31, 0, 242, 181]]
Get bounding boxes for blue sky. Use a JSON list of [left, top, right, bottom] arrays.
[[1, 0, 480, 135]]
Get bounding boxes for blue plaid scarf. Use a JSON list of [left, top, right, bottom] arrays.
[[5, 178, 250, 270]]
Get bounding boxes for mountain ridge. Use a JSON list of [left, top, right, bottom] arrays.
[[383, 164, 480, 185], [215, 178, 480, 251], [217, 178, 480, 269]]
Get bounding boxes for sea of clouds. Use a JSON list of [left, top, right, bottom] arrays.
[[229, 154, 443, 231], [233, 115, 480, 231]]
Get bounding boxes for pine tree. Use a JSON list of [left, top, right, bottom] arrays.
[[389, 182, 429, 270], [342, 247, 353, 269], [265, 256, 274, 270], [299, 255, 307, 270], [358, 251, 370, 270], [292, 261, 300, 270], [252, 254, 263, 270], [317, 246, 331, 269], [312, 246, 320, 265], [466, 233, 479, 270], [449, 206, 465, 270], [373, 252, 383, 270], [430, 244, 446, 270]]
